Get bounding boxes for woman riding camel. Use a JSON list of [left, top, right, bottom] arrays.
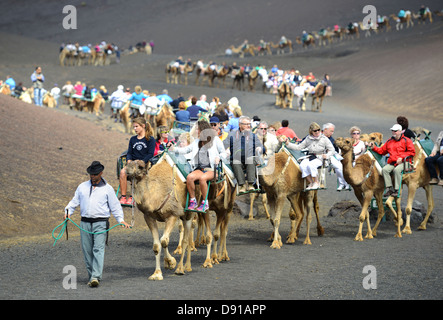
[[168, 120, 227, 211], [119, 117, 156, 205], [280, 122, 335, 190]]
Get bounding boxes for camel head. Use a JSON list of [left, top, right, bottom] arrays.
[[335, 137, 353, 153], [368, 132, 383, 145], [126, 160, 149, 180], [410, 126, 431, 139]]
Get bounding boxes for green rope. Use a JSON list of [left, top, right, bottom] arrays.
[[51, 218, 126, 247]]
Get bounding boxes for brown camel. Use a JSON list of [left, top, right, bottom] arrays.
[[259, 147, 322, 248], [335, 137, 398, 241], [85, 92, 105, 116], [346, 24, 360, 39], [154, 103, 176, 132], [384, 141, 435, 234], [119, 102, 132, 134], [126, 158, 196, 280], [229, 45, 255, 58], [179, 62, 196, 86], [295, 35, 315, 49], [42, 92, 57, 108], [247, 69, 262, 92], [165, 62, 180, 84], [195, 65, 215, 87], [232, 68, 245, 91], [413, 10, 433, 24], [256, 41, 272, 56], [270, 40, 293, 54], [390, 11, 414, 30], [315, 29, 333, 46], [311, 82, 326, 112], [376, 16, 392, 32], [275, 82, 294, 109], [0, 84, 11, 95]]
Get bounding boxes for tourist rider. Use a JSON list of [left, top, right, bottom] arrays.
[[369, 124, 415, 197], [224, 116, 264, 193], [119, 117, 156, 205], [169, 120, 227, 211], [425, 130, 443, 186], [65, 161, 131, 287], [30, 66, 45, 106], [280, 122, 335, 190]]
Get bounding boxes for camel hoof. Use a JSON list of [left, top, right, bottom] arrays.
[[354, 234, 364, 241], [317, 227, 325, 236], [173, 247, 182, 255], [148, 270, 163, 281], [394, 232, 402, 238], [270, 240, 282, 249], [417, 224, 427, 231], [364, 233, 373, 239], [402, 227, 412, 234], [286, 236, 296, 244], [248, 217, 255, 221], [185, 264, 192, 273], [203, 259, 213, 268], [164, 257, 177, 270], [303, 239, 312, 245], [175, 266, 185, 275]]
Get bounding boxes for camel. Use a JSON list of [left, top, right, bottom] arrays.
[[0, 84, 11, 95], [256, 41, 272, 56], [295, 34, 315, 49], [311, 82, 326, 112], [376, 16, 391, 32], [247, 69, 260, 92], [271, 40, 293, 54], [19, 88, 33, 104], [154, 103, 176, 132], [85, 92, 105, 115], [210, 65, 231, 88], [194, 64, 215, 87], [119, 102, 133, 134], [165, 63, 179, 84], [125, 159, 195, 280], [42, 92, 57, 108], [232, 68, 245, 91], [335, 137, 406, 240], [413, 10, 433, 24], [229, 45, 255, 58], [180, 62, 196, 86], [315, 29, 334, 46], [259, 147, 322, 248], [275, 82, 293, 109], [59, 48, 75, 67], [346, 24, 360, 39], [390, 11, 414, 30], [384, 141, 435, 233]]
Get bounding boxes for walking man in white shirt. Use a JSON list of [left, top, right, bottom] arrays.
[[64, 161, 131, 287]]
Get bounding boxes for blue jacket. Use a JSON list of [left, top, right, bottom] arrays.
[[187, 104, 207, 120]]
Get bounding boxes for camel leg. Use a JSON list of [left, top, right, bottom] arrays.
[[261, 193, 271, 219], [371, 192, 386, 237], [249, 193, 257, 220], [286, 193, 303, 243], [161, 216, 178, 270], [402, 184, 419, 235], [175, 212, 195, 275], [211, 214, 223, 265], [303, 192, 313, 245], [418, 185, 434, 230], [269, 196, 285, 249], [201, 212, 214, 268], [143, 215, 164, 280], [173, 220, 184, 255], [313, 191, 324, 236], [355, 196, 373, 241]]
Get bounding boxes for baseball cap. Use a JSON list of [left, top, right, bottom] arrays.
[[390, 124, 402, 131]]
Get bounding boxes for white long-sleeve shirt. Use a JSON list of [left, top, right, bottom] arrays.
[[65, 178, 124, 223]]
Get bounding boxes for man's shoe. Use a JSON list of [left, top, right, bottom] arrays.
[[391, 189, 399, 197], [88, 278, 100, 287], [248, 183, 255, 191], [307, 182, 319, 190], [429, 178, 439, 185], [337, 184, 346, 191], [239, 185, 247, 193], [438, 180, 443, 186], [383, 187, 394, 197]]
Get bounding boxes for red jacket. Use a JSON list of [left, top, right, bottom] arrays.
[[372, 135, 415, 166]]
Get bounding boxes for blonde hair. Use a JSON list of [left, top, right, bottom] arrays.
[[349, 126, 361, 135], [134, 85, 142, 94], [309, 122, 321, 135]]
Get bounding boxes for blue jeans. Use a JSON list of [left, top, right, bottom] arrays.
[[80, 220, 107, 281], [34, 88, 43, 106], [425, 153, 443, 179]]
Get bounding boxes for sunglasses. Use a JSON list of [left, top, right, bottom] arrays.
[[160, 131, 169, 134], [210, 123, 218, 126], [312, 129, 320, 132], [352, 132, 360, 135], [259, 128, 267, 131]]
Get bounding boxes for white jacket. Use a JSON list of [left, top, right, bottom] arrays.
[[173, 136, 227, 170]]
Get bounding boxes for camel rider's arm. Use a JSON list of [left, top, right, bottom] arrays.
[[323, 137, 336, 159]]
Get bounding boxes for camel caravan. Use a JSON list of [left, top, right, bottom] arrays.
[[225, 6, 436, 58], [59, 41, 120, 66], [109, 87, 440, 280]]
